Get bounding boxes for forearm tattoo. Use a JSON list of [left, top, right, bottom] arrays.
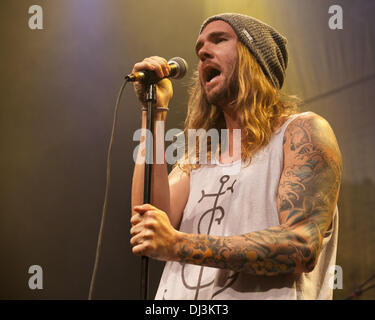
[[177, 116, 342, 275]]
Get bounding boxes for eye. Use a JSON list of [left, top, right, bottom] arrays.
[[215, 37, 226, 44]]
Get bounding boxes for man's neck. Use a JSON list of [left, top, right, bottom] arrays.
[[222, 105, 241, 130]]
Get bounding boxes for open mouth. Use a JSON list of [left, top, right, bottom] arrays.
[[205, 67, 221, 83]]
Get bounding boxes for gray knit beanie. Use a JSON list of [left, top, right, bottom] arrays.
[[200, 13, 288, 89]]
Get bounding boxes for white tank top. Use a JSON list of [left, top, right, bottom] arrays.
[[155, 112, 339, 300]]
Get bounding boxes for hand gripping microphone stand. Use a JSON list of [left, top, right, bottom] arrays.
[[127, 57, 187, 300], [133, 58, 187, 300], [88, 57, 187, 300]]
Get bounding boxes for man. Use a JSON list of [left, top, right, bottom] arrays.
[[130, 13, 342, 299]]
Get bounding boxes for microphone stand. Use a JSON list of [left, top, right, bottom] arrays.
[[141, 82, 156, 300]]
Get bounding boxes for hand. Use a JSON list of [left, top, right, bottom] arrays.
[[131, 56, 173, 108], [130, 204, 181, 261]]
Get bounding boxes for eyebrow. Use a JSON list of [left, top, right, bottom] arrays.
[[195, 31, 232, 54]]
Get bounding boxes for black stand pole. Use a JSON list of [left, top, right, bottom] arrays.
[[141, 83, 156, 300]]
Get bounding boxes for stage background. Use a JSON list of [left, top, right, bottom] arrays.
[[1, 0, 374, 299]]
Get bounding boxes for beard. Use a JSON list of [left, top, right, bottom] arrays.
[[203, 64, 239, 108]]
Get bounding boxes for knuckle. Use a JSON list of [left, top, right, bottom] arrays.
[[145, 210, 154, 217], [142, 60, 153, 69], [145, 220, 156, 229], [132, 62, 142, 71], [130, 215, 140, 225], [132, 246, 141, 255], [130, 226, 138, 235], [144, 230, 153, 239], [143, 240, 154, 250], [145, 62, 155, 70]]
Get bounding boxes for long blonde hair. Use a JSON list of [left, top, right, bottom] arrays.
[[179, 42, 300, 171]]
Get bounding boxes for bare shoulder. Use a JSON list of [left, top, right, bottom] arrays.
[[169, 163, 190, 181], [278, 111, 342, 235], [283, 112, 342, 166], [279, 112, 342, 222]]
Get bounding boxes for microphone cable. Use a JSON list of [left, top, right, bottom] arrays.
[[345, 271, 375, 300], [88, 78, 129, 300]]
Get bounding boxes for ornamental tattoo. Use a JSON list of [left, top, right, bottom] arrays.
[[177, 115, 342, 277]]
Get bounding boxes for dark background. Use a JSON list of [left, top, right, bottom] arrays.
[[1, 0, 374, 299]]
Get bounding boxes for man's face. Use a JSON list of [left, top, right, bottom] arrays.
[[196, 20, 239, 107]]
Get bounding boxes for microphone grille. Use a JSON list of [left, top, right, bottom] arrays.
[[169, 57, 188, 79]]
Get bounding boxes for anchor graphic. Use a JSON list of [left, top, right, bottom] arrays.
[[181, 175, 236, 299], [197, 175, 236, 234]]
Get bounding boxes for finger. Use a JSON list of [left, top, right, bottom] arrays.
[[130, 224, 142, 236], [162, 61, 170, 77], [133, 203, 157, 213], [132, 82, 147, 106], [132, 57, 170, 78], [132, 242, 146, 256], [133, 203, 157, 212], [143, 216, 157, 230], [142, 58, 164, 78], [132, 61, 156, 74], [132, 240, 152, 256], [150, 56, 170, 77], [130, 232, 143, 246], [130, 213, 142, 225], [138, 210, 158, 220]]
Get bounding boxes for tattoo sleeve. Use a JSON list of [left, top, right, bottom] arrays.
[[175, 115, 342, 276]]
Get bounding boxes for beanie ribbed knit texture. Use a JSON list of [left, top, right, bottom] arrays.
[[200, 13, 288, 89]]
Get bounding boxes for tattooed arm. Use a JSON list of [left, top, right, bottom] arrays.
[[175, 114, 342, 275], [131, 113, 342, 276]]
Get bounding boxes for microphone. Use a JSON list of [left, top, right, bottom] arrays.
[[125, 57, 188, 83]]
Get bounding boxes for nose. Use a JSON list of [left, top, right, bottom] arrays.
[[197, 42, 214, 62]]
